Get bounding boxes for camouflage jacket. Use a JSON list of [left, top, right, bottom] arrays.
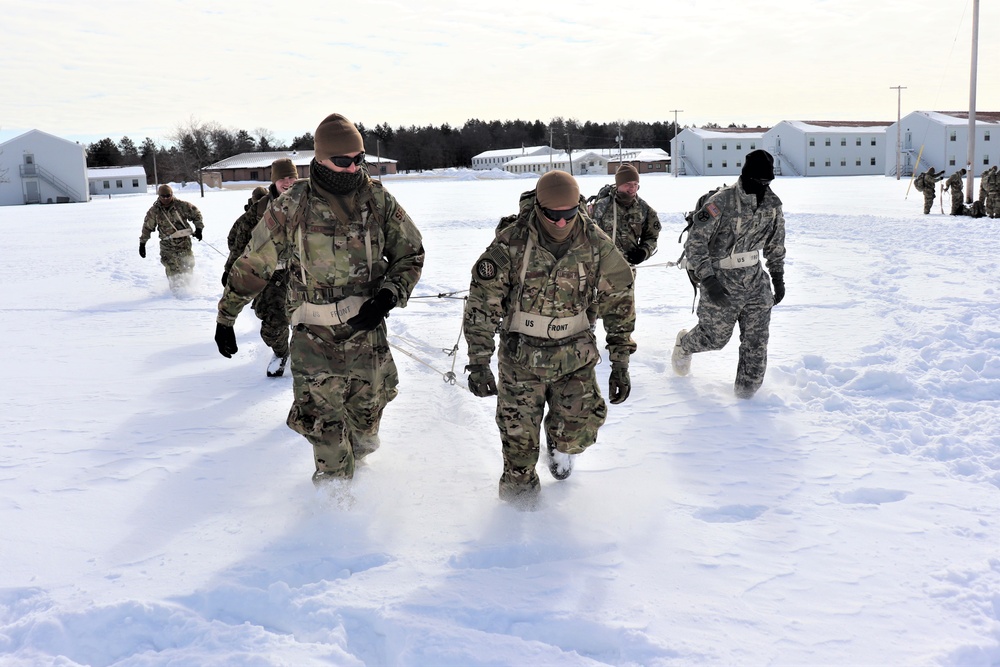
[[944, 172, 964, 193], [914, 169, 942, 193], [217, 176, 424, 329], [590, 194, 660, 258], [224, 186, 275, 276], [465, 203, 636, 375], [686, 180, 786, 290], [140, 199, 203, 249]]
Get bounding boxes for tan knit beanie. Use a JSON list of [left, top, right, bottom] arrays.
[[314, 113, 364, 161], [615, 163, 640, 186], [535, 170, 580, 209], [157, 184, 173, 197], [251, 186, 268, 202], [271, 158, 298, 182]]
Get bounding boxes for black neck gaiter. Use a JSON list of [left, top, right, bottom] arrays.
[[311, 159, 365, 195]]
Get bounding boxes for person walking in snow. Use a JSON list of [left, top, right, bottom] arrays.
[[214, 113, 424, 485], [914, 166, 944, 215], [944, 168, 967, 215], [463, 170, 636, 507], [986, 166, 1000, 218], [139, 184, 204, 294], [222, 158, 300, 377], [589, 163, 661, 266], [671, 149, 786, 399]]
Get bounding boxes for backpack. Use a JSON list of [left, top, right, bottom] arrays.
[[677, 184, 727, 309], [914, 173, 926, 192], [585, 183, 616, 215]]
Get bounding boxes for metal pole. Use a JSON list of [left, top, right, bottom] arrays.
[[966, 0, 979, 201], [890, 86, 906, 180], [669, 109, 683, 177]]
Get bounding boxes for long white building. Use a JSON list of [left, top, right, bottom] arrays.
[[762, 120, 892, 177], [885, 110, 1000, 177], [503, 151, 610, 176], [672, 128, 766, 176], [471, 145, 556, 170]]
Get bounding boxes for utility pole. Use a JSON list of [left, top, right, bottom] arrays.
[[549, 126, 554, 173], [565, 131, 573, 176], [616, 123, 623, 165], [669, 109, 683, 177], [966, 0, 979, 201], [890, 85, 906, 180]]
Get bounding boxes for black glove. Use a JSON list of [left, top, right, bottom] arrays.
[[466, 364, 498, 397], [701, 275, 731, 307], [221, 269, 229, 288], [215, 323, 238, 358], [193, 227, 203, 241], [625, 247, 648, 265], [609, 363, 631, 404], [346, 288, 397, 332], [139, 241, 146, 258], [771, 272, 785, 305]]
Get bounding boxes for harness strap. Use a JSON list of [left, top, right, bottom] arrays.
[[290, 296, 367, 327]]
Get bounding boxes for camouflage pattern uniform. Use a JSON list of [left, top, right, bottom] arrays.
[[218, 175, 424, 478], [677, 180, 786, 397], [984, 166, 999, 218], [464, 195, 636, 501], [914, 168, 943, 214], [944, 170, 966, 215], [140, 197, 203, 284], [590, 194, 661, 263], [224, 184, 291, 360]]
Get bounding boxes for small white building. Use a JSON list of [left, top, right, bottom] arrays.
[[763, 120, 891, 177], [204, 150, 398, 181], [0, 129, 89, 206], [672, 128, 767, 177], [471, 145, 557, 170], [602, 148, 671, 176], [503, 150, 609, 176], [88, 165, 147, 196], [885, 110, 1000, 177]]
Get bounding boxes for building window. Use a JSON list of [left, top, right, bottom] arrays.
[[856, 138, 862, 146], [986, 131, 991, 141], [950, 157, 956, 166], [250, 170, 259, 180], [840, 138, 846, 146], [840, 159, 846, 167], [736, 143, 742, 150], [721, 143, 727, 150], [984, 156, 990, 165], [825, 159, 831, 167], [103, 180, 110, 189], [950, 131, 957, 142], [809, 138, 815, 146], [722, 161, 727, 168], [871, 138, 877, 146], [707, 143, 713, 150], [825, 138, 831, 146], [707, 162, 713, 168], [856, 159, 861, 166], [132, 179, 139, 187], [116, 180, 123, 188], [809, 159, 815, 167], [871, 157, 876, 166], [750, 143, 756, 150], [736, 161, 742, 168]]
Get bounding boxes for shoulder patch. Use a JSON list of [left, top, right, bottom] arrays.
[[476, 258, 499, 280], [706, 202, 721, 218]]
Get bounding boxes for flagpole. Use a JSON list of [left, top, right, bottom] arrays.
[[965, 0, 979, 200]]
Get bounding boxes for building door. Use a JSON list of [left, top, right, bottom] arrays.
[[25, 180, 40, 204], [23, 154, 36, 175]]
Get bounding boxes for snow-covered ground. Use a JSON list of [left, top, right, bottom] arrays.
[[1, 171, 998, 666]]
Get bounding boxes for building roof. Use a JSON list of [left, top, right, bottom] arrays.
[[205, 150, 396, 170], [473, 146, 551, 159], [683, 127, 767, 139], [606, 149, 671, 163], [0, 128, 84, 150], [87, 166, 146, 179], [505, 150, 605, 166], [919, 110, 1000, 125]]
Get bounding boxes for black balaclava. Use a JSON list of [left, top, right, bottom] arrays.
[[740, 149, 775, 202]]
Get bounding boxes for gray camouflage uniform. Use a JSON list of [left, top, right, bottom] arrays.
[[678, 179, 786, 397], [218, 175, 424, 478], [140, 198, 203, 282], [914, 168, 943, 214], [464, 199, 636, 500], [590, 194, 660, 263], [944, 170, 966, 215]]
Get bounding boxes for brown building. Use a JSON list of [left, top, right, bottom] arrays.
[[204, 150, 397, 183]]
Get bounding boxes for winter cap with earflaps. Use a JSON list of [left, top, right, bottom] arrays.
[[157, 184, 173, 197], [314, 113, 365, 161], [271, 158, 298, 182], [742, 149, 775, 182], [615, 163, 640, 187], [535, 170, 580, 209]]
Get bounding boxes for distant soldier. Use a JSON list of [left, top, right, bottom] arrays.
[[672, 150, 786, 399], [214, 113, 424, 484], [590, 163, 661, 265], [222, 159, 301, 377], [982, 166, 999, 218], [139, 184, 204, 294], [464, 170, 636, 507], [943, 168, 967, 215], [914, 167, 945, 214]]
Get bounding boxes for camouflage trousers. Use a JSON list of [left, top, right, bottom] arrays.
[[681, 274, 774, 397], [159, 247, 194, 278], [494, 356, 607, 498], [950, 191, 965, 215], [285, 323, 399, 479], [987, 190, 1000, 217], [251, 269, 290, 358], [921, 189, 935, 214]]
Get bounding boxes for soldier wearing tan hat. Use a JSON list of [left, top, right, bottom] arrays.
[[590, 163, 661, 265], [138, 183, 204, 295], [463, 169, 637, 508]]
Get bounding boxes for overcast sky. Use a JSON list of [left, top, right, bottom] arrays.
[[2, 0, 996, 147]]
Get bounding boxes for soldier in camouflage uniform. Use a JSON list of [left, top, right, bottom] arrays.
[[982, 166, 999, 218], [590, 163, 660, 265], [222, 159, 301, 377], [672, 150, 786, 399], [944, 168, 967, 215], [139, 184, 204, 294], [464, 170, 636, 506], [214, 113, 424, 483], [914, 167, 944, 214]]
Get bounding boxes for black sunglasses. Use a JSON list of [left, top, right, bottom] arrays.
[[540, 205, 579, 222], [328, 153, 366, 168]]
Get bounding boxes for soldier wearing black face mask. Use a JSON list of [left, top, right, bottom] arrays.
[[671, 149, 787, 399]]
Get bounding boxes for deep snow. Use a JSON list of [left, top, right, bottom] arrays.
[[1, 170, 999, 666]]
